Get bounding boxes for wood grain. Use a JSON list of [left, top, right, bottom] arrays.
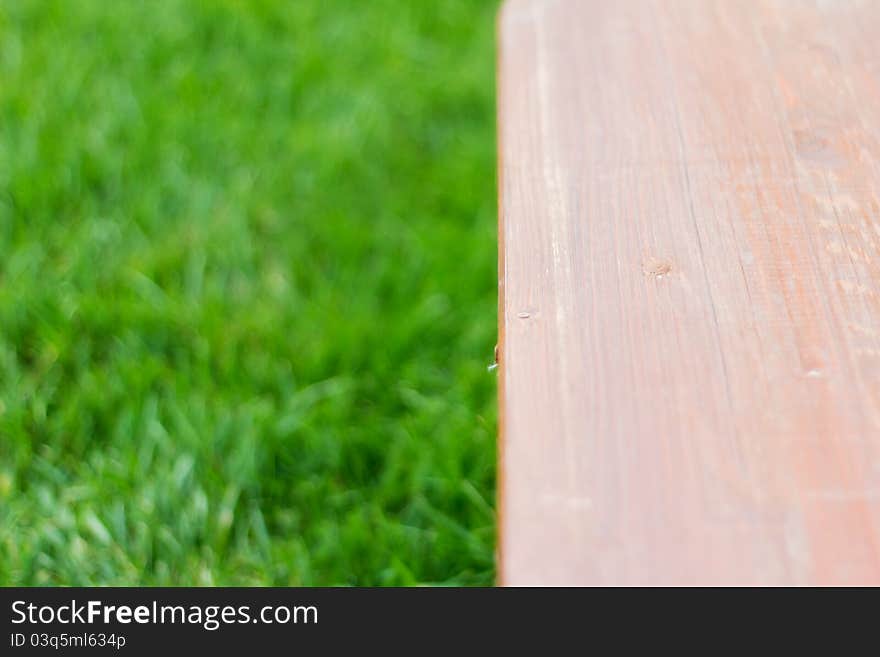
[[497, 0, 880, 585]]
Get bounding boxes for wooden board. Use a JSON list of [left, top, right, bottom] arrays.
[[497, 0, 880, 585]]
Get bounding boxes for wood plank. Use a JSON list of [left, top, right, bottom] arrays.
[[497, 0, 880, 585]]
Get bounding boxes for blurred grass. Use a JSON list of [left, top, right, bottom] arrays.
[[0, 0, 497, 585]]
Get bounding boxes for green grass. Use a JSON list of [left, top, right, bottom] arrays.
[[0, 0, 497, 585]]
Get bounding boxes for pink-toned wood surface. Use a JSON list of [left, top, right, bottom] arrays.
[[498, 0, 880, 585]]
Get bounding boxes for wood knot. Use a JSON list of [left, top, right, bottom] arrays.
[[793, 129, 842, 167], [642, 257, 674, 279]]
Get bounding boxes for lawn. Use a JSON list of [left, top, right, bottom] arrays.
[[0, 0, 498, 585]]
